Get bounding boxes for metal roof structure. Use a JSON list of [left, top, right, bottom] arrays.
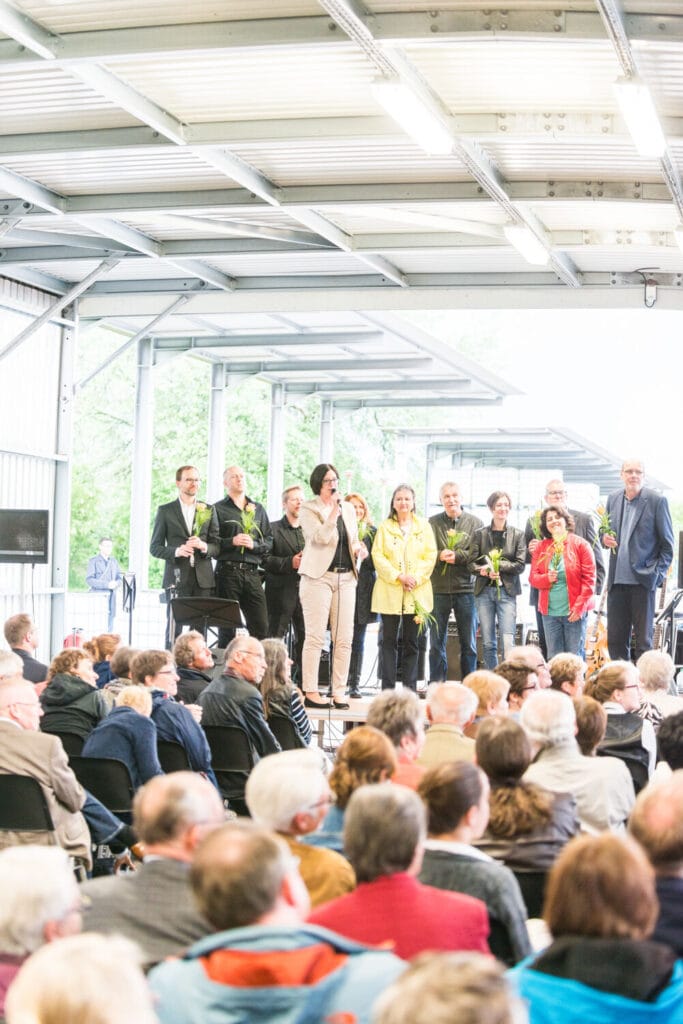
[[398, 425, 667, 492], [1, 0, 683, 339]]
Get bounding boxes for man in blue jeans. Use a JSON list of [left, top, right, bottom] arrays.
[[429, 482, 483, 682]]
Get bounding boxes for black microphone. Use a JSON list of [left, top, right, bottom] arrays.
[[331, 487, 341, 507]]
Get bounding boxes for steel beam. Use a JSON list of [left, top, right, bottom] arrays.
[[0, 168, 65, 215], [164, 259, 235, 292], [0, 0, 59, 59], [287, 378, 473, 395], [152, 331, 383, 350], [0, 257, 119, 363], [221, 356, 432, 374]]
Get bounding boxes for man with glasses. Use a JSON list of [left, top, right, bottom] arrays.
[[507, 645, 551, 690], [214, 465, 273, 647], [601, 460, 674, 661], [494, 661, 540, 717], [525, 479, 604, 657], [198, 635, 279, 760], [150, 465, 220, 648]]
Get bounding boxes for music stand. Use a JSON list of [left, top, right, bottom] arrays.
[[171, 597, 244, 644], [122, 573, 136, 645], [655, 590, 683, 658]]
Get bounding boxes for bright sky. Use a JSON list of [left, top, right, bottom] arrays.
[[406, 307, 682, 498]]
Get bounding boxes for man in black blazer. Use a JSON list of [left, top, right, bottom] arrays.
[[602, 459, 674, 661], [264, 485, 305, 683], [525, 478, 604, 658], [149, 465, 220, 647]]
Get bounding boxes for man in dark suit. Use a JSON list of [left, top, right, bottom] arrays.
[[81, 772, 225, 969], [525, 478, 604, 658], [264, 485, 305, 683], [601, 459, 673, 661], [3, 613, 48, 683], [149, 465, 220, 647]]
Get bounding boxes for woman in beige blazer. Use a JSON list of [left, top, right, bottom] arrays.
[[299, 463, 361, 710]]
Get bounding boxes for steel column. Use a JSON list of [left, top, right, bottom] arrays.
[[319, 399, 334, 464], [50, 306, 76, 653], [206, 362, 226, 503], [267, 382, 285, 520], [129, 337, 154, 588]]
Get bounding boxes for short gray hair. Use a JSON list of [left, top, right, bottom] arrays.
[[0, 846, 78, 956], [0, 649, 23, 680], [427, 682, 478, 727], [520, 688, 576, 748], [637, 650, 675, 693], [343, 785, 426, 882], [373, 952, 521, 1024], [132, 772, 224, 845], [366, 690, 423, 749], [246, 749, 329, 831]]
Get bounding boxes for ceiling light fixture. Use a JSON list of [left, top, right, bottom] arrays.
[[372, 79, 453, 156], [503, 223, 551, 266], [613, 77, 666, 158]]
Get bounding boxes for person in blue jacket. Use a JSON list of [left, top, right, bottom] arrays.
[[130, 649, 218, 788], [82, 686, 163, 790], [508, 831, 683, 1024]]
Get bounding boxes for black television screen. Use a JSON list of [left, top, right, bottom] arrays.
[[0, 509, 49, 564]]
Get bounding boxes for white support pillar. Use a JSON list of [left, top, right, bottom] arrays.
[[394, 432, 408, 485], [50, 306, 76, 653], [267, 382, 285, 519], [206, 362, 226, 503], [129, 337, 154, 588], [425, 443, 436, 517], [319, 399, 334, 463]]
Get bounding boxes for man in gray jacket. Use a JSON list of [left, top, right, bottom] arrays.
[[429, 483, 483, 681]]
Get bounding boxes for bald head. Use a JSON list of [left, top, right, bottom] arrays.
[[0, 678, 42, 730], [629, 772, 683, 875], [426, 683, 478, 729], [225, 635, 267, 685], [0, 650, 23, 682], [132, 772, 225, 855]]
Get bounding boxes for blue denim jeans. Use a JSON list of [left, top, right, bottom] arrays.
[[475, 587, 517, 670], [429, 592, 478, 681], [82, 792, 126, 843], [542, 614, 585, 659]]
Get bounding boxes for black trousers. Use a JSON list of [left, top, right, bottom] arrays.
[[266, 584, 305, 684], [380, 613, 419, 691], [607, 583, 656, 662], [215, 564, 268, 646]]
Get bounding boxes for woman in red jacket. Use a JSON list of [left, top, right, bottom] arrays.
[[530, 506, 595, 658]]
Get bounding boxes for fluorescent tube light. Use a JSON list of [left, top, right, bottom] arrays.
[[372, 79, 453, 156], [503, 223, 550, 266], [613, 77, 666, 158]]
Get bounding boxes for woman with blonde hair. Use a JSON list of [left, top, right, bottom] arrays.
[[586, 660, 656, 792], [307, 725, 397, 852], [345, 491, 377, 698], [81, 684, 163, 790]]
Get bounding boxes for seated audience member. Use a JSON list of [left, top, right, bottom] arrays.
[[39, 649, 108, 740], [173, 631, 214, 704], [417, 761, 530, 965], [0, 846, 82, 1017], [81, 772, 224, 968], [149, 821, 405, 1024], [101, 644, 139, 707], [637, 650, 683, 718], [0, 679, 136, 867], [245, 749, 355, 907], [474, 716, 578, 872], [417, 683, 477, 768], [3, 612, 48, 684], [366, 689, 426, 789], [306, 725, 397, 853], [462, 670, 510, 739], [6, 933, 158, 1024], [548, 653, 586, 697], [586, 660, 656, 791], [494, 661, 539, 716], [260, 638, 312, 747], [131, 649, 217, 785], [629, 772, 683, 958], [82, 633, 120, 688], [309, 785, 489, 959], [507, 645, 551, 689], [374, 951, 523, 1024], [521, 689, 635, 833], [0, 650, 23, 683], [657, 711, 683, 772], [508, 833, 683, 1023], [197, 635, 280, 759], [572, 694, 607, 756], [82, 686, 163, 790]]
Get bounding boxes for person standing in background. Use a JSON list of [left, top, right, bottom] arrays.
[[86, 538, 124, 631]]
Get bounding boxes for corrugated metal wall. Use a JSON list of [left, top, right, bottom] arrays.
[[0, 277, 63, 666]]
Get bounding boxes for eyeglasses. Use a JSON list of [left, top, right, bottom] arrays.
[[546, 490, 566, 497], [322, 476, 338, 485], [623, 682, 641, 690]]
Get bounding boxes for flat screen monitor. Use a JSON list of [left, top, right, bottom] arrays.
[[0, 509, 49, 564]]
